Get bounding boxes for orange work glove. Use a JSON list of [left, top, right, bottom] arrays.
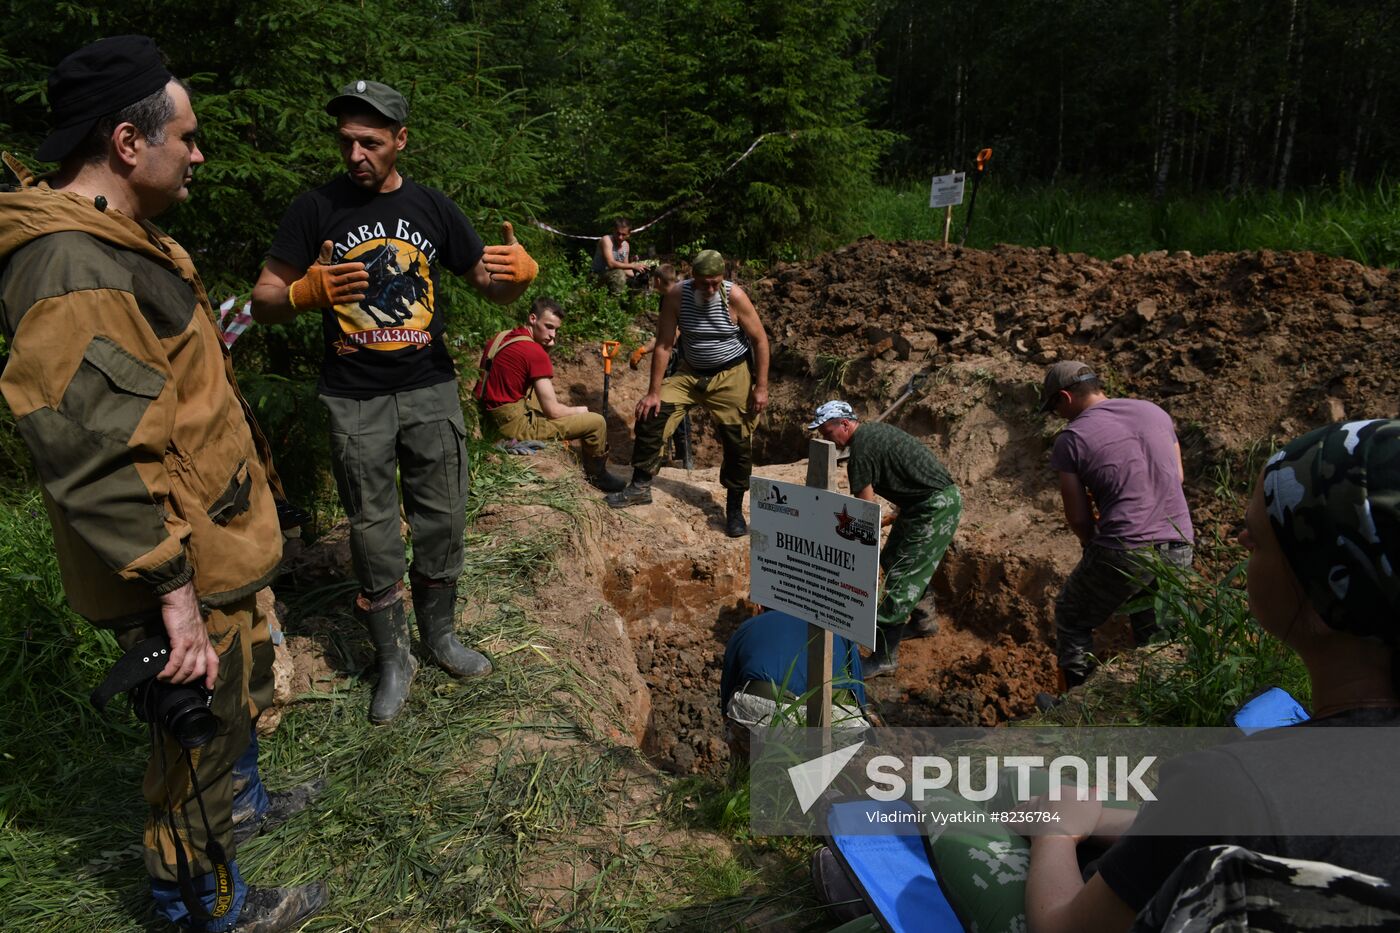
[[628, 345, 649, 370], [482, 221, 539, 285], [288, 240, 369, 310]]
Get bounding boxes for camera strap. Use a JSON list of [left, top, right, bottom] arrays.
[[153, 725, 235, 925]]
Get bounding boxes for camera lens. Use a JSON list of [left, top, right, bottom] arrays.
[[157, 686, 219, 749]]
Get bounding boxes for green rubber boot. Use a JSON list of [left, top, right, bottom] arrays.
[[412, 578, 492, 678], [356, 591, 418, 725]]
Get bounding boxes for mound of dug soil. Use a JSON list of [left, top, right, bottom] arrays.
[[756, 238, 1400, 446]]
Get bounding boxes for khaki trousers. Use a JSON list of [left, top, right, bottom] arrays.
[[488, 394, 608, 459], [632, 358, 757, 490]]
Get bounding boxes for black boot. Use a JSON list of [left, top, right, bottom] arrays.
[[607, 475, 653, 508], [903, 604, 940, 638], [234, 882, 329, 932], [864, 625, 903, 679], [725, 489, 747, 538], [584, 454, 628, 492], [356, 591, 418, 725], [411, 578, 491, 678]]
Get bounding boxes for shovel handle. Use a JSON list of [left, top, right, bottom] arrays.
[[601, 340, 621, 376]]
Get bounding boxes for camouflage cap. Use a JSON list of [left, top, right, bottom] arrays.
[[692, 249, 725, 277], [1262, 419, 1400, 642], [807, 399, 856, 430]]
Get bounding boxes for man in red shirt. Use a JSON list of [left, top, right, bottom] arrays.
[[475, 297, 625, 491]]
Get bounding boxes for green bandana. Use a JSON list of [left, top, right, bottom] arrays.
[[1263, 419, 1400, 642], [691, 249, 725, 277]]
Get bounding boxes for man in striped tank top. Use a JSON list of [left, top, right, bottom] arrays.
[[607, 249, 770, 538]]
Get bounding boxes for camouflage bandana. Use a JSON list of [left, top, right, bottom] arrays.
[[1262, 419, 1400, 643]]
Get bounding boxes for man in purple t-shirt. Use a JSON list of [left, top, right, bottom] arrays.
[[1040, 361, 1193, 690]]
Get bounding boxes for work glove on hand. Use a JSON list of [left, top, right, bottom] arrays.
[[482, 221, 539, 285], [288, 240, 369, 310], [629, 345, 649, 370]]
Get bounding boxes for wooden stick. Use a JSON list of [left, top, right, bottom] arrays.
[[805, 439, 838, 751], [942, 203, 954, 247]]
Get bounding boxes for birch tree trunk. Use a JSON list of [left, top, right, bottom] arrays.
[[1153, 0, 1181, 198]]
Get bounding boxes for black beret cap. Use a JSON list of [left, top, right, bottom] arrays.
[[38, 35, 174, 162]]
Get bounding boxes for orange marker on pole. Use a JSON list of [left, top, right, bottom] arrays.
[[601, 340, 621, 418], [959, 147, 994, 247]]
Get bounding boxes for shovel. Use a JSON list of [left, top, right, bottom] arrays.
[[873, 371, 929, 423]]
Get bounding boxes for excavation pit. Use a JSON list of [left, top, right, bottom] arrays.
[[582, 362, 1093, 776]]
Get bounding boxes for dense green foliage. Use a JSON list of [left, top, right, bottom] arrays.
[[1127, 557, 1311, 728], [462, 0, 894, 256], [4, 1, 1396, 264]]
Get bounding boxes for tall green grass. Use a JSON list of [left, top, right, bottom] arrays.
[[861, 178, 1400, 266], [0, 455, 769, 931], [1127, 554, 1310, 727]]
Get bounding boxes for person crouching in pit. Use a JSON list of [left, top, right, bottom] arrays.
[[808, 401, 962, 678]]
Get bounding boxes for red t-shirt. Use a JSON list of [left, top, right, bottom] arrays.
[[478, 327, 553, 409]]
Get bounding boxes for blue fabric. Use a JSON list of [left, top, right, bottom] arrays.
[[151, 860, 248, 931], [826, 799, 964, 932], [230, 730, 270, 826], [720, 610, 866, 709], [1232, 686, 1311, 735]]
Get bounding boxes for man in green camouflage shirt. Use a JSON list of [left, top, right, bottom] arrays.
[[808, 400, 962, 677]]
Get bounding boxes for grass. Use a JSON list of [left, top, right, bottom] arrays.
[[814, 353, 854, 393], [860, 177, 1400, 266], [1122, 550, 1310, 728], [0, 451, 777, 932], [1209, 434, 1280, 503]]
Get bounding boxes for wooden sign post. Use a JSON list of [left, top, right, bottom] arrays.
[[805, 438, 838, 751], [929, 170, 967, 248]]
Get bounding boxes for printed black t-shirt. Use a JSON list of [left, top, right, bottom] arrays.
[[268, 175, 485, 399]]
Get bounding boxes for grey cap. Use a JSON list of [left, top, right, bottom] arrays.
[[1039, 361, 1098, 412], [326, 79, 408, 124]]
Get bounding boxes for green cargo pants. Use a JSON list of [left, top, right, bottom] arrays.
[[632, 358, 757, 491], [876, 485, 962, 630], [320, 380, 469, 595], [116, 592, 273, 882]]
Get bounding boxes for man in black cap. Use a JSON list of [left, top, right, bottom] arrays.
[[0, 36, 325, 932], [1039, 361, 1193, 694], [251, 79, 538, 725]]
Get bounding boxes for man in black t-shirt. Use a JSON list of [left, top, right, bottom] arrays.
[[251, 80, 537, 724]]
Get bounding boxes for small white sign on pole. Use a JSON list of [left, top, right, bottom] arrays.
[[929, 172, 966, 208], [749, 477, 880, 649]]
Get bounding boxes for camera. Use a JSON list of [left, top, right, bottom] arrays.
[[92, 635, 221, 749]]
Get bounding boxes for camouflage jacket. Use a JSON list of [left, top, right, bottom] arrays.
[[0, 171, 283, 624]]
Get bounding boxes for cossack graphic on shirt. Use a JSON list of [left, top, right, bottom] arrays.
[[330, 221, 438, 354]]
